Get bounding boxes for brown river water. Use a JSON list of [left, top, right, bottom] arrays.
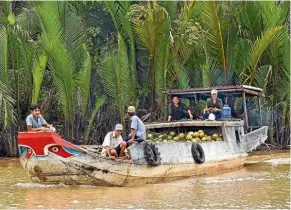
[[0, 152, 290, 209]]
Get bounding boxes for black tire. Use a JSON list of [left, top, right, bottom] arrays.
[[144, 142, 161, 167], [191, 143, 205, 164]]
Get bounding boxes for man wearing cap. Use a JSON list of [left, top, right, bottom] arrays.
[[101, 124, 129, 159], [26, 104, 56, 132], [203, 89, 223, 120], [124, 106, 146, 145]]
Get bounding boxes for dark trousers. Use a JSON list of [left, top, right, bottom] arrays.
[[203, 112, 221, 120]]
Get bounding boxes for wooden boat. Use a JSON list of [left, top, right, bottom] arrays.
[[18, 85, 268, 186]]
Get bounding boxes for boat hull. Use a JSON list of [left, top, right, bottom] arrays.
[[20, 153, 246, 186]]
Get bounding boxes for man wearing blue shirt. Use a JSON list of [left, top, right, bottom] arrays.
[[26, 104, 55, 132], [124, 106, 146, 145]]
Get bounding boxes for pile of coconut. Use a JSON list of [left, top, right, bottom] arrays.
[[147, 130, 223, 143]]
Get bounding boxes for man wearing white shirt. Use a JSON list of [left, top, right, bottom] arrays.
[[101, 124, 129, 159]]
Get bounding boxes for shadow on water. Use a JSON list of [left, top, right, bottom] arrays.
[[0, 152, 290, 209]]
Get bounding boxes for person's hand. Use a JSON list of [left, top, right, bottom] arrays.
[[109, 155, 116, 160], [189, 114, 193, 120], [40, 127, 48, 132], [128, 139, 134, 144], [125, 153, 131, 160], [213, 108, 218, 112]]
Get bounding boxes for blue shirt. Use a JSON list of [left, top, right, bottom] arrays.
[[130, 115, 146, 140], [26, 114, 47, 128]]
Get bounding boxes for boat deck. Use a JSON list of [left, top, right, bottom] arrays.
[[145, 119, 244, 129]]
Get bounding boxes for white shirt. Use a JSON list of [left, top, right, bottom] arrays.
[[101, 131, 123, 156]]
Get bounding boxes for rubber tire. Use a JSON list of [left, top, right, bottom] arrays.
[[144, 142, 161, 167], [191, 143, 205, 164]]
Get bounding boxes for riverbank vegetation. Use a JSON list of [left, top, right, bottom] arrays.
[[0, 1, 289, 156]]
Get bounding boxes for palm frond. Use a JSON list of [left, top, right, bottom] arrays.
[[248, 26, 282, 84], [35, 2, 76, 124], [202, 1, 226, 71], [0, 82, 15, 128], [84, 97, 104, 145]]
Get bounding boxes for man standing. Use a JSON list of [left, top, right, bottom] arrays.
[[168, 95, 193, 121], [124, 106, 146, 145], [101, 124, 129, 159], [203, 89, 223, 120], [26, 104, 55, 132]]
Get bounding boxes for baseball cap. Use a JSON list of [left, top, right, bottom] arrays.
[[115, 124, 123, 131], [127, 106, 136, 113], [211, 89, 218, 95]]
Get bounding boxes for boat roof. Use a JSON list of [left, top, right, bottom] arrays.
[[163, 85, 264, 98]]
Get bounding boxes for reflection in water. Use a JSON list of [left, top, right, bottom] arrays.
[[0, 153, 290, 209]]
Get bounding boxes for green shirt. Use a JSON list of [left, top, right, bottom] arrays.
[[206, 98, 223, 109]]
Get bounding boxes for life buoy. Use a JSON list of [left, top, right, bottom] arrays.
[[144, 142, 161, 167], [191, 143, 205, 164]]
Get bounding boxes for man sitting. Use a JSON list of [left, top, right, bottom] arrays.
[[26, 104, 56, 132], [101, 124, 129, 159], [203, 89, 223, 120], [123, 106, 146, 145], [168, 95, 193, 121]]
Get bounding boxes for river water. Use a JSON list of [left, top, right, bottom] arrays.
[[0, 152, 290, 209]]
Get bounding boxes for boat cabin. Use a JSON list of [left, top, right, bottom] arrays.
[[145, 85, 265, 143]]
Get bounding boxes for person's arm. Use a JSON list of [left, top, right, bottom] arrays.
[[205, 99, 210, 112], [214, 99, 223, 112], [27, 126, 47, 132], [187, 109, 193, 120], [128, 117, 137, 144], [128, 128, 136, 144], [168, 104, 173, 121], [102, 133, 115, 158]]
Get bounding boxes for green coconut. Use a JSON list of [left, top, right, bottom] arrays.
[[201, 137, 207, 141], [147, 133, 154, 139], [217, 137, 223, 141], [173, 136, 180, 141], [167, 135, 173, 140], [186, 135, 193, 140], [212, 134, 218, 140], [169, 131, 176, 137], [193, 132, 199, 137], [207, 136, 212, 141], [198, 130, 204, 133], [179, 133, 186, 139], [188, 131, 194, 136], [199, 132, 205, 138]]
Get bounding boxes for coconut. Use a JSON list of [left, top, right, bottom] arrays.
[[187, 140, 192, 143], [193, 132, 199, 137], [179, 133, 186, 139], [163, 140, 167, 142], [173, 136, 180, 141], [195, 137, 201, 142], [198, 130, 204, 133], [216, 137, 222, 141], [186, 135, 192, 140], [192, 139, 197, 143], [207, 136, 212, 141], [212, 134, 218, 140], [147, 134, 154, 139], [167, 135, 173, 140], [199, 132, 205, 138], [188, 131, 194, 136], [169, 131, 176, 137], [201, 137, 207, 141]]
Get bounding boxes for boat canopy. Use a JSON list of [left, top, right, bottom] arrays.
[[163, 85, 264, 100]]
